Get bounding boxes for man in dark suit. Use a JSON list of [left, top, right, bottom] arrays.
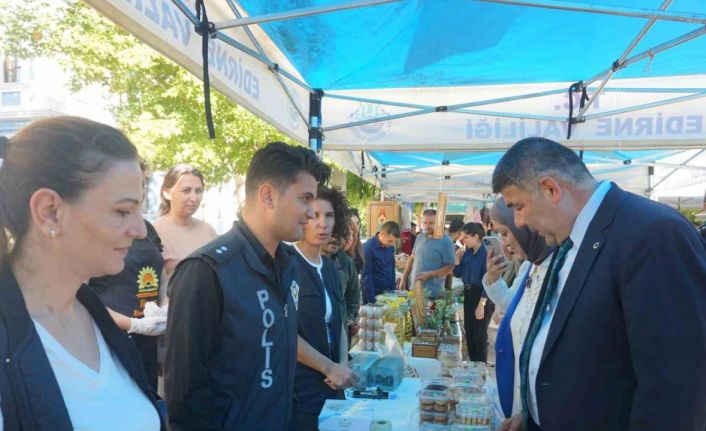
[[493, 137, 706, 431]]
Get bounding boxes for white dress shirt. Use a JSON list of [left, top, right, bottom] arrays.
[[528, 181, 612, 424]]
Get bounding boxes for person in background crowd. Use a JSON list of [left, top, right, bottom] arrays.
[[343, 208, 365, 273], [0, 117, 162, 430], [289, 186, 359, 430], [164, 142, 330, 431], [321, 236, 361, 342], [481, 197, 554, 418], [399, 209, 455, 299], [495, 138, 706, 431], [447, 219, 465, 248], [361, 221, 401, 304], [454, 223, 494, 362], [153, 164, 217, 281], [90, 161, 168, 391], [445, 219, 466, 290]]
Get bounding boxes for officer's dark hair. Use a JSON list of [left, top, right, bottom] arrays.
[[492, 137, 593, 194], [316, 185, 350, 242], [448, 219, 464, 234], [423, 208, 437, 217], [0, 116, 138, 262], [461, 222, 485, 240], [245, 142, 331, 201], [380, 221, 401, 238], [159, 164, 205, 216]]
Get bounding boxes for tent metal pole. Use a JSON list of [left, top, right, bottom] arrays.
[[212, 32, 312, 92], [214, 0, 402, 30], [323, 106, 564, 133], [636, 161, 706, 172], [225, 0, 311, 126], [651, 150, 705, 190], [475, 0, 706, 24], [169, 0, 200, 25], [455, 109, 565, 121], [600, 87, 706, 93], [325, 87, 566, 109], [583, 91, 706, 120], [584, 26, 706, 86], [309, 90, 324, 152], [577, 0, 673, 118]]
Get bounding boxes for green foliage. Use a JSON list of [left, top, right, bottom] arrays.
[[679, 207, 702, 224], [0, 0, 293, 185], [346, 171, 379, 235]]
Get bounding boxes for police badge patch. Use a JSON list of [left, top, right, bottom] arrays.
[[290, 280, 299, 310]]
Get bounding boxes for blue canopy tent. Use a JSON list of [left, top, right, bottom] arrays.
[[83, 0, 706, 202]]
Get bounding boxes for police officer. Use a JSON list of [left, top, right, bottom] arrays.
[[164, 142, 331, 431], [90, 219, 166, 390]]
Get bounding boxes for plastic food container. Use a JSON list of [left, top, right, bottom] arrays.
[[422, 377, 451, 392], [419, 389, 450, 413], [419, 410, 450, 425], [454, 404, 493, 426]]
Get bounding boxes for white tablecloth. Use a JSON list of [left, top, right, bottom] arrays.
[[320, 378, 422, 431]]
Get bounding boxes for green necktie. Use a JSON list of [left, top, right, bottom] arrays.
[[519, 237, 574, 425]]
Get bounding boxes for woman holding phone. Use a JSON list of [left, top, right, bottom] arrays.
[[454, 222, 494, 362], [482, 197, 554, 418]]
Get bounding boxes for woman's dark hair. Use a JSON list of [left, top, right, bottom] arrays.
[[349, 208, 360, 219], [461, 222, 485, 239], [316, 186, 351, 242], [0, 116, 139, 261], [159, 164, 205, 216]]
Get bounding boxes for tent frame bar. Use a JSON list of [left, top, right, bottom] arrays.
[[476, 0, 706, 24], [214, 0, 402, 30], [322, 23, 706, 133], [223, 0, 310, 128], [576, 0, 673, 120], [651, 150, 706, 190], [583, 91, 706, 120]]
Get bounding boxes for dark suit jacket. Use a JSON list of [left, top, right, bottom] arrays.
[[0, 262, 164, 430], [532, 184, 706, 431]]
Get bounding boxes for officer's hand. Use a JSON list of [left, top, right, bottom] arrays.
[[498, 413, 524, 431], [128, 315, 167, 336], [324, 363, 360, 390]]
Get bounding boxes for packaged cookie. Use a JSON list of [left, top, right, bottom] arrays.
[[418, 389, 449, 413], [419, 411, 449, 425], [454, 404, 493, 426]]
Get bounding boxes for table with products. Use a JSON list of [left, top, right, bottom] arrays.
[[319, 294, 504, 431]]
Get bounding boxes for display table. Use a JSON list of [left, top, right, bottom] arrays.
[[319, 378, 422, 431]]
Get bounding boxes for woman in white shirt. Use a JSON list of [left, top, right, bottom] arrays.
[[482, 197, 554, 419], [0, 117, 162, 430], [289, 185, 359, 431]]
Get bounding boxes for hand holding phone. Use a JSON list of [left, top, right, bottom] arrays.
[[483, 236, 508, 285]]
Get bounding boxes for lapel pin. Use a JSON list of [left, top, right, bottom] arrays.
[[593, 242, 600, 249]]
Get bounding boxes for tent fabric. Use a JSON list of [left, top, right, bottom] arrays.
[[82, 0, 706, 202], [238, 0, 706, 90]]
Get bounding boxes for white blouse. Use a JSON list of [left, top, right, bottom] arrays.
[[33, 321, 161, 431], [483, 258, 551, 415]]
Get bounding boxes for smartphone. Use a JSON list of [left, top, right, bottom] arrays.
[[482, 236, 507, 265]]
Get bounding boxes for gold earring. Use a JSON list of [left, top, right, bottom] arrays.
[[49, 229, 58, 239]]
